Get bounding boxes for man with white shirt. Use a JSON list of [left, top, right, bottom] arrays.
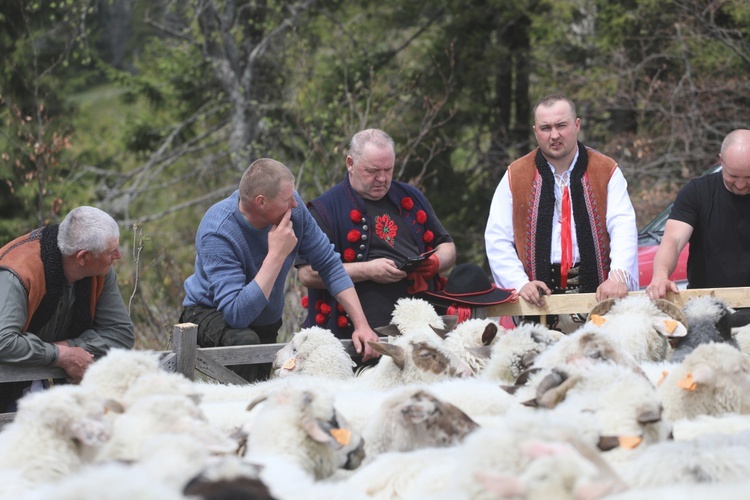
[[484, 94, 638, 329]]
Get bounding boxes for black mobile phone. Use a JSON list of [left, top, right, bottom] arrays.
[[397, 248, 437, 272]]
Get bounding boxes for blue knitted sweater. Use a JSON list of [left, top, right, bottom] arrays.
[[183, 191, 352, 328]]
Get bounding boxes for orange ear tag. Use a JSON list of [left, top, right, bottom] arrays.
[[590, 314, 606, 327], [330, 428, 351, 446], [618, 435, 643, 449], [663, 319, 678, 334], [677, 372, 696, 391], [656, 370, 669, 387], [283, 357, 296, 370]]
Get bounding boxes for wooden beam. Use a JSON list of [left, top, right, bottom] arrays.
[[0, 365, 65, 383], [486, 287, 750, 317]]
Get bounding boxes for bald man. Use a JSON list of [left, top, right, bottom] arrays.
[[647, 129, 750, 298]]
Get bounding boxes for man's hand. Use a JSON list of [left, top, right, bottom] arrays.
[[645, 277, 680, 300], [54, 343, 94, 383], [366, 258, 407, 284], [351, 326, 381, 363], [267, 209, 298, 260], [595, 278, 629, 302], [519, 281, 551, 307]]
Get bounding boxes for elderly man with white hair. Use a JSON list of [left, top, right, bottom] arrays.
[[0, 206, 135, 411]]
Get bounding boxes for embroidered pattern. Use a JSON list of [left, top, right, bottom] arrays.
[[375, 214, 398, 246], [525, 173, 543, 279]]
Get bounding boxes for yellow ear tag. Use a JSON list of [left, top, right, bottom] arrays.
[[677, 372, 696, 391], [619, 435, 642, 449], [656, 370, 669, 387], [590, 314, 606, 327], [330, 428, 351, 446], [282, 357, 296, 370], [663, 319, 678, 334]]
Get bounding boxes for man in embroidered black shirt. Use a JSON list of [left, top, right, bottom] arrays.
[[298, 129, 456, 337]]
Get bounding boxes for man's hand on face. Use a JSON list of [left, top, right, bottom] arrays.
[[267, 209, 298, 260]]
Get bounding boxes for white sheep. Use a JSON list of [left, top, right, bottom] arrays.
[[587, 296, 687, 362], [658, 342, 750, 421], [242, 382, 365, 482], [79, 348, 164, 400], [94, 393, 237, 462], [386, 296, 448, 335], [481, 322, 563, 384], [0, 385, 115, 483], [532, 323, 643, 373], [271, 326, 355, 380], [619, 430, 750, 489], [441, 317, 503, 374], [360, 387, 478, 462]]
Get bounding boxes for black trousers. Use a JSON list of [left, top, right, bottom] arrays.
[[180, 306, 282, 383]]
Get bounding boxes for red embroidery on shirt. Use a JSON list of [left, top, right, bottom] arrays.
[[375, 214, 397, 246]]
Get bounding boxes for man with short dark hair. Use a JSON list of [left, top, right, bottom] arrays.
[[485, 94, 638, 330], [181, 158, 379, 381]]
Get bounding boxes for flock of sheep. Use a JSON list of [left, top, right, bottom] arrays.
[[2, 294, 750, 499]]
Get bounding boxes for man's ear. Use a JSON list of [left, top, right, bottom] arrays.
[[346, 155, 354, 172], [254, 193, 266, 207], [75, 250, 89, 266]]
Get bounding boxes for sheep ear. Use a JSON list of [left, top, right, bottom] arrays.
[[597, 435, 620, 451], [301, 416, 342, 448], [481, 323, 499, 345], [690, 364, 716, 387], [653, 299, 688, 326], [588, 298, 617, 319], [514, 367, 542, 386], [374, 324, 402, 337], [537, 375, 581, 409], [368, 341, 406, 370], [104, 399, 125, 415], [652, 317, 687, 338]]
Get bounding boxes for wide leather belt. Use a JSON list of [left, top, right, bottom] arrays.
[[549, 263, 581, 294]]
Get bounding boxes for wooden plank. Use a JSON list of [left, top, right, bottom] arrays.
[[172, 323, 198, 380], [195, 351, 251, 385], [0, 365, 65, 383], [198, 343, 286, 365], [486, 287, 750, 317]]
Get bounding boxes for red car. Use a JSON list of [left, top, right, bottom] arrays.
[[636, 164, 721, 289], [637, 205, 688, 289]]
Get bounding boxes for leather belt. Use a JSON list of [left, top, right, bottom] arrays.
[[549, 263, 581, 294]]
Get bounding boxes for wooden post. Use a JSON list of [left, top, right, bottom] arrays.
[[172, 323, 198, 380]]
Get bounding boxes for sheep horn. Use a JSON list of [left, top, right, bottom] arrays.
[[246, 395, 269, 412], [430, 325, 452, 339], [653, 299, 688, 326], [441, 315, 459, 331], [374, 324, 402, 337], [588, 298, 617, 319]]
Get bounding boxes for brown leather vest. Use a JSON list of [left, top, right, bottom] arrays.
[[0, 228, 105, 333], [509, 146, 615, 290]]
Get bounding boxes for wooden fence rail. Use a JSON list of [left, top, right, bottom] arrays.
[[1, 287, 748, 426]]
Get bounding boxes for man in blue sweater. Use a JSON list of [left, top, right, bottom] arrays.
[[181, 158, 379, 381]]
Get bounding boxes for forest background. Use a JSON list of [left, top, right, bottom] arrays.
[[2, 0, 749, 350]]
